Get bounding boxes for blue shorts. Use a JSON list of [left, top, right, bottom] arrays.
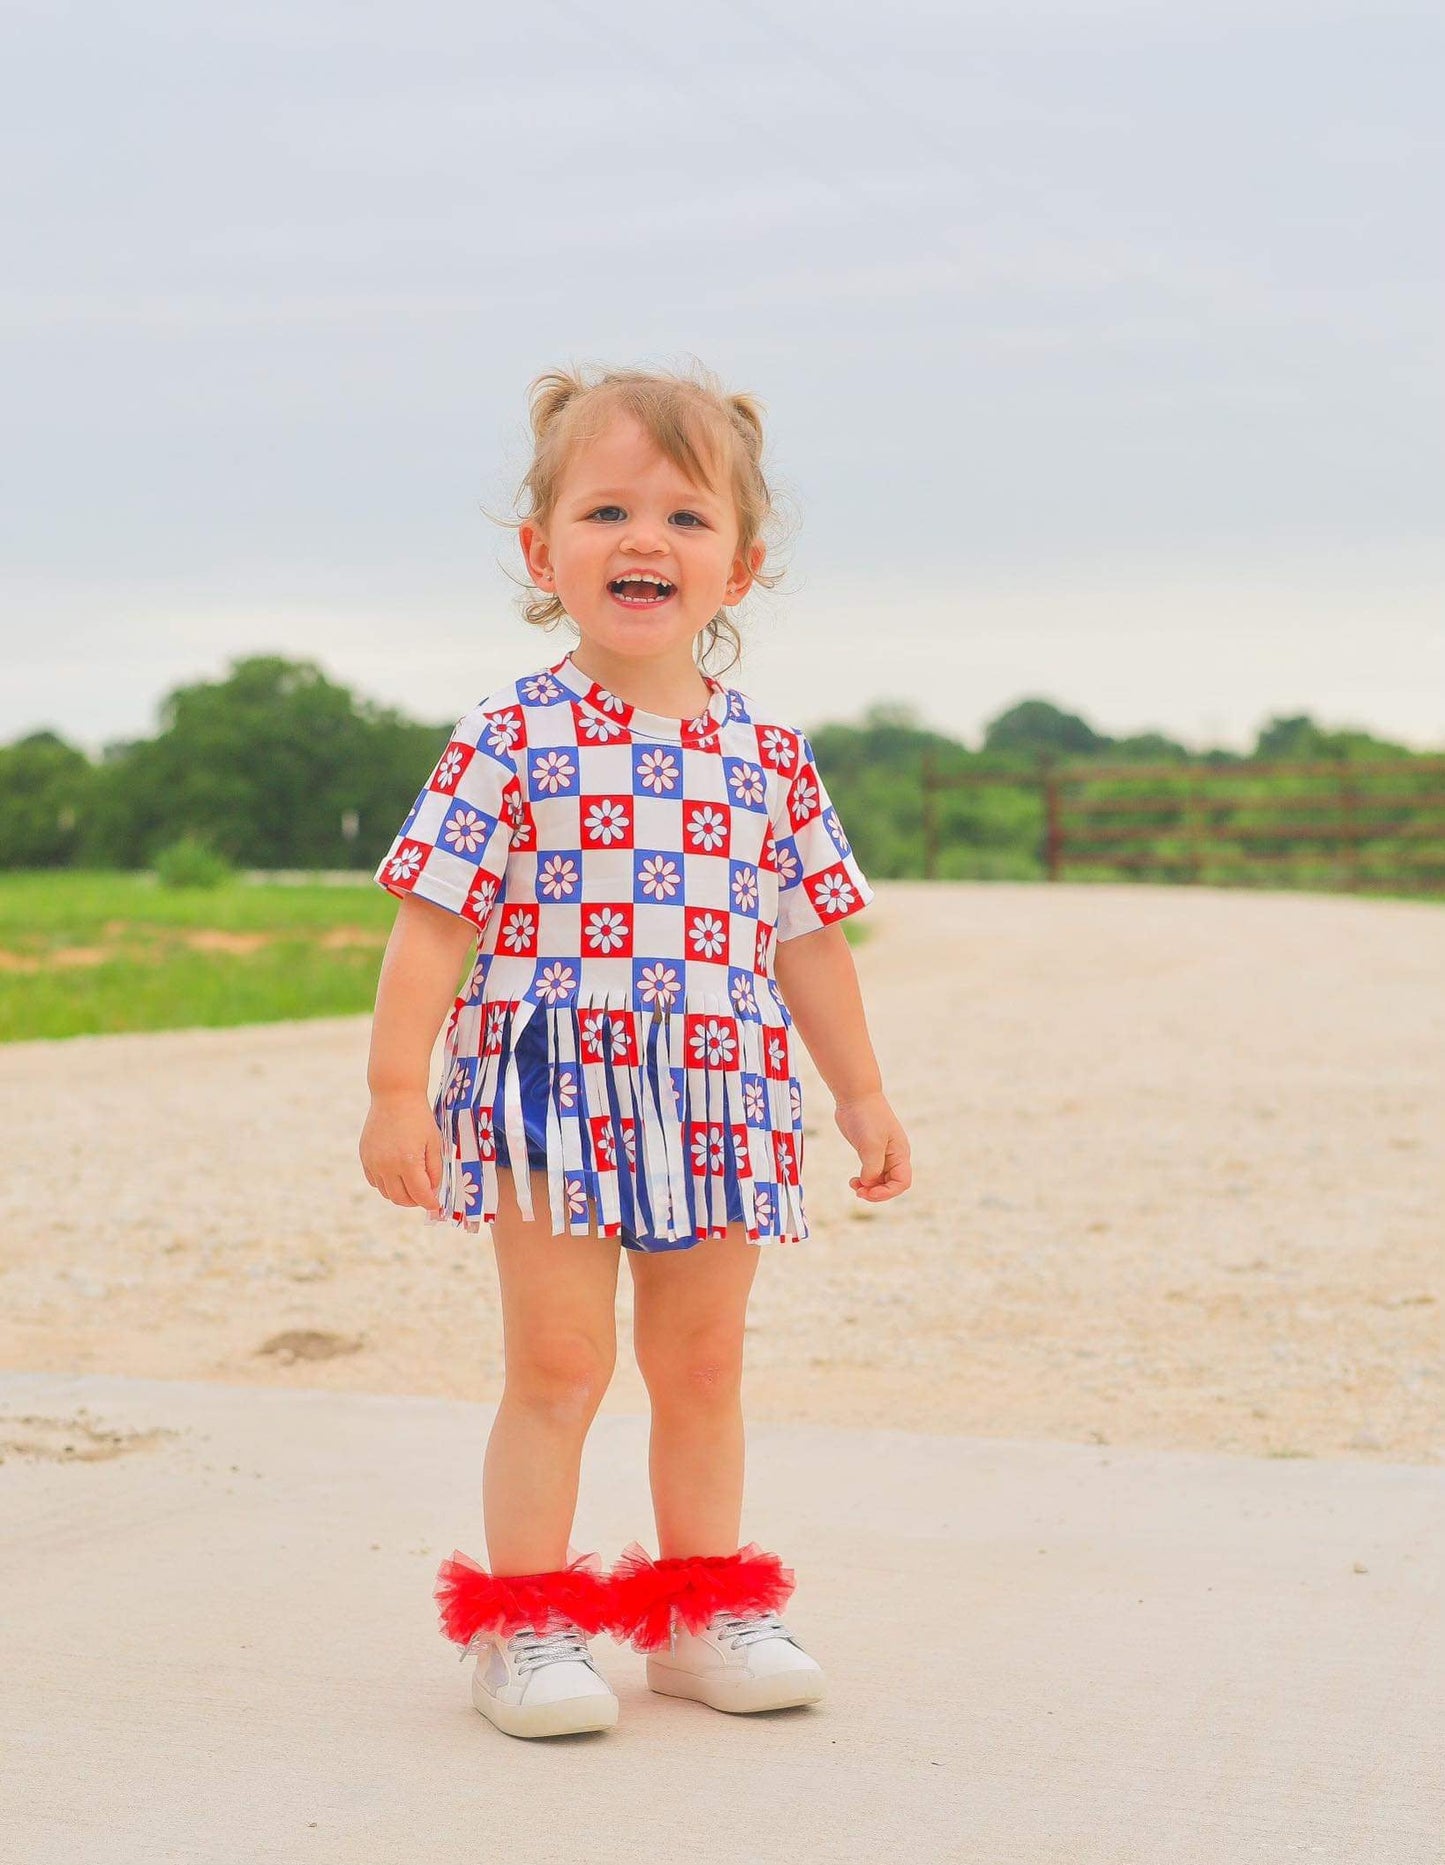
[[491, 1011, 748, 1252]]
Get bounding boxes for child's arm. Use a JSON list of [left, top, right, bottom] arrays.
[[359, 895, 478, 1212], [772, 923, 911, 1205]]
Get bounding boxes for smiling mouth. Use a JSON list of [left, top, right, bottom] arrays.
[[608, 575, 676, 607]]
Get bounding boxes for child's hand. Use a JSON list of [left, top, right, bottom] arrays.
[[834, 1091, 912, 1204], [359, 1091, 443, 1214]]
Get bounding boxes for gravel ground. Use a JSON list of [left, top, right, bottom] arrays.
[[2, 882, 1440, 1462]]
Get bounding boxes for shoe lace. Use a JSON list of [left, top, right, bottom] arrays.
[[708, 1609, 791, 1651], [462, 1620, 594, 1673]]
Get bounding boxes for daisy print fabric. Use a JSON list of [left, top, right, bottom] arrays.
[[373, 649, 873, 1247]]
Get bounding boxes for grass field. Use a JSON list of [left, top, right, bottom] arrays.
[[0, 871, 396, 1042], [0, 870, 871, 1043]]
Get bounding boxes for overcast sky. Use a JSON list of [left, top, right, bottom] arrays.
[[3, 0, 1440, 756]]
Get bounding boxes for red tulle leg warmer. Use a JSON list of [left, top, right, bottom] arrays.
[[606, 1541, 797, 1653], [433, 1547, 612, 1647]]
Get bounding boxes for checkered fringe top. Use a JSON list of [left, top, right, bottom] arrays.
[[373, 650, 873, 1246]]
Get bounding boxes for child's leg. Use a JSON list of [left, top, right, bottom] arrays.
[[626, 1224, 760, 1557], [484, 1167, 621, 1574]]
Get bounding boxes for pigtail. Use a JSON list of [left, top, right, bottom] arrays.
[[527, 368, 586, 446]]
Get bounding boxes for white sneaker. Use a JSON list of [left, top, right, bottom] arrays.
[[645, 1608, 825, 1713], [465, 1621, 620, 1738]]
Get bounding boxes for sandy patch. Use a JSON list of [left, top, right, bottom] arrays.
[[0, 1408, 177, 1463], [0, 882, 1440, 1462], [180, 929, 273, 956], [317, 926, 387, 951]]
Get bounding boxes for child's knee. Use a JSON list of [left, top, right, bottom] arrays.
[[636, 1328, 746, 1406], [504, 1331, 615, 1419]]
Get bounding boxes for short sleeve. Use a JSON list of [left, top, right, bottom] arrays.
[[372, 707, 519, 929], [772, 731, 874, 941]]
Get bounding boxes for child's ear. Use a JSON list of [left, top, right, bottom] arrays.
[[723, 539, 766, 605], [519, 521, 555, 590]]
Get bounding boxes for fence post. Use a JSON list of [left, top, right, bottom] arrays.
[[1188, 772, 1205, 884], [921, 749, 936, 881], [1339, 764, 1360, 891], [1043, 758, 1063, 881]]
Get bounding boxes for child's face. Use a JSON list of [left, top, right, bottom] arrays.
[[520, 415, 763, 662]]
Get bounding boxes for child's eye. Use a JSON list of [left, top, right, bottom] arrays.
[[585, 506, 706, 527]]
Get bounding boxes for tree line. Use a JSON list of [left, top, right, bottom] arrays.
[[0, 655, 1437, 881]]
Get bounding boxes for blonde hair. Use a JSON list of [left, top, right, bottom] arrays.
[[499, 359, 791, 678]]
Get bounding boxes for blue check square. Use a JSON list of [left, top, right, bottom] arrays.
[[632, 742, 684, 797], [633, 848, 686, 906]]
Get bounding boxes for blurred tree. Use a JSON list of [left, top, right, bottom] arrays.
[[77, 656, 448, 869], [1110, 731, 1191, 762], [1253, 714, 1413, 762], [983, 699, 1110, 758], [0, 731, 95, 868]]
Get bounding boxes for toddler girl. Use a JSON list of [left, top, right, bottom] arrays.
[[359, 362, 911, 1738]]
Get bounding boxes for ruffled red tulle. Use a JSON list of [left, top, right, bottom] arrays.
[[606, 1540, 797, 1652], [433, 1547, 611, 1643]]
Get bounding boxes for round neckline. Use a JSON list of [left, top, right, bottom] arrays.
[[548, 650, 729, 743]]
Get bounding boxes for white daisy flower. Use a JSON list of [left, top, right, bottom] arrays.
[[536, 962, 577, 1004], [636, 748, 680, 794], [760, 728, 796, 770], [501, 911, 536, 953], [485, 716, 522, 754], [639, 963, 682, 1009], [728, 764, 766, 808], [532, 750, 576, 794], [814, 873, 857, 916], [585, 798, 630, 844], [584, 907, 628, 954], [443, 808, 491, 856], [687, 805, 727, 852], [689, 913, 727, 960], [690, 1125, 725, 1173], [638, 855, 681, 901], [539, 855, 580, 900], [688, 1018, 737, 1068]]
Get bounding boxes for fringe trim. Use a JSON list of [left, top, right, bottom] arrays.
[[429, 988, 809, 1245], [433, 1547, 611, 1643], [605, 1540, 797, 1653]]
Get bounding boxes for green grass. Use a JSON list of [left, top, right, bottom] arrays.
[[0, 870, 395, 1041]]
